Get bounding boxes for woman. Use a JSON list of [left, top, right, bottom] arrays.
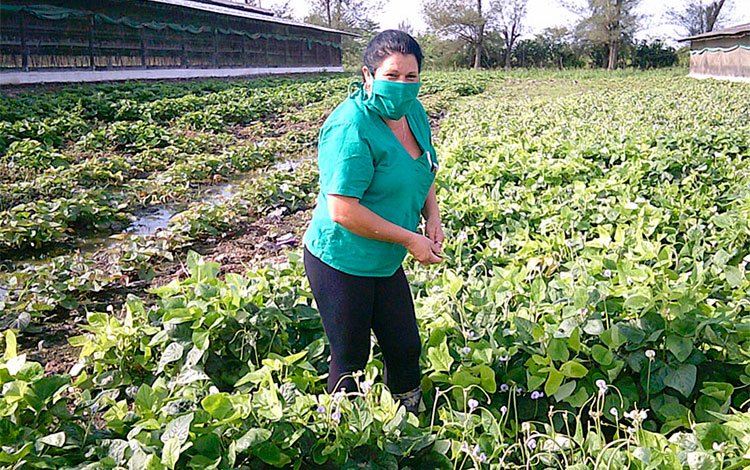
[[302, 30, 443, 414]]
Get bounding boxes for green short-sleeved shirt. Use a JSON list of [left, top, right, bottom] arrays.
[[303, 85, 438, 277]]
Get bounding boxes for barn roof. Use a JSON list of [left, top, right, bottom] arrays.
[[144, 0, 358, 36], [189, 0, 275, 16], [679, 23, 750, 42]]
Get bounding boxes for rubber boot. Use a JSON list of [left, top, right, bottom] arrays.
[[393, 385, 422, 414]]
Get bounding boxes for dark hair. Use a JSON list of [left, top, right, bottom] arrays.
[[363, 30, 423, 75]]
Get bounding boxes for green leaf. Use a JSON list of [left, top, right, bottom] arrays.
[[583, 319, 604, 336], [161, 413, 193, 446], [545, 369, 564, 396], [548, 338, 569, 362], [254, 442, 292, 468], [553, 381, 576, 401], [725, 266, 742, 288], [477, 365, 497, 393], [11, 357, 38, 379], [192, 330, 210, 351], [235, 428, 272, 454], [568, 327, 581, 352], [601, 326, 626, 349], [591, 345, 614, 366], [700, 382, 733, 402], [4, 330, 17, 359], [666, 335, 693, 362], [39, 431, 65, 447], [157, 342, 184, 374], [202, 393, 234, 420], [665, 364, 697, 397], [427, 340, 453, 373], [624, 294, 650, 310], [162, 436, 181, 470], [560, 361, 588, 378], [531, 276, 546, 303]]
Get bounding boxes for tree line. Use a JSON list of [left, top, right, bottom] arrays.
[[258, 0, 736, 70]]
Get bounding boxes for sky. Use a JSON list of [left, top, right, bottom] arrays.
[[259, 0, 750, 45]]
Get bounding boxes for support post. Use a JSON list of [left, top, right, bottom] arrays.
[[89, 15, 95, 70], [213, 26, 219, 68], [140, 28, 146, 68], [181, 34, 187, 68], [20, 14, 29, 71]]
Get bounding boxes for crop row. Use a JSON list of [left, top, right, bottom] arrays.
[[0, 75, 482, 333], [0, 73, 488, 258], [2, 71, 750, 469]]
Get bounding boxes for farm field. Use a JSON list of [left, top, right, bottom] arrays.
[[1, 69, 750, 469]]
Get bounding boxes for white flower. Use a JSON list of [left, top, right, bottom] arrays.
[[460, 442, 470, 453], [332, 390, 346, 404], [603, 269, 612, 278], [713, 442, 726, 452], [645, 350, 656, 360], [462, 346, 472, 354], [360, 380, 374, 394], [468, 398, 479, 410], [626, 426, 636, 434], [522, 422, 531, 432], [500, 405, 508, 415], [610, 407, 619, 418]]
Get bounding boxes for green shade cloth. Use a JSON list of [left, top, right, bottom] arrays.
[[1, 4, 342, 49], [303, 84, 437, 277], [691, 44, 750, 55]]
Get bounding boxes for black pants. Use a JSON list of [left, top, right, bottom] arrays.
[[304, 247, 422, 398]]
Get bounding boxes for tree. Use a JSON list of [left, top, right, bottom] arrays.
[[668, 0, 731, 36], [306, 0, 383, 30], [563, 0, 641, 70], [397, 20, 415, 35], [422, 0, 500, 69], [267, 0, 296, 20], [305, 0, 385, 70], [497, 0, 528, 68]]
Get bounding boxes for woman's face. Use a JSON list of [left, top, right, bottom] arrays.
[[363, 53, 419, 93]]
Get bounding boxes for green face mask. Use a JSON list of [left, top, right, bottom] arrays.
[[360, 75, 421, 120]]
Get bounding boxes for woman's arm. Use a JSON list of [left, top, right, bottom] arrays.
[[328, 194, 442, 265], [421, 182, 444, 251]]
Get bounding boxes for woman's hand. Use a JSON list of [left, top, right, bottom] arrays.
[[425, 216, 444, 253], [406, 233, 442, 265]]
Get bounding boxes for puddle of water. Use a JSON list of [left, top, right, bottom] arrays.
[[4, 155, 314, 277], [124, 206, 175, 236]]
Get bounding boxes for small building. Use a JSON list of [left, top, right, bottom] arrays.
[[0, 0, 353, 85], [679, 23, 750, 82]]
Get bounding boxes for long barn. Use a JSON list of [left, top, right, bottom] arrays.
[[0, 0, 352, 85], [679, 23, 750, 82]]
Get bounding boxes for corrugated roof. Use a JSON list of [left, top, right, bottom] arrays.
[[144, 0, 357, 36], [679, 23, 750, 42], [190, 0, 274, 16]]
